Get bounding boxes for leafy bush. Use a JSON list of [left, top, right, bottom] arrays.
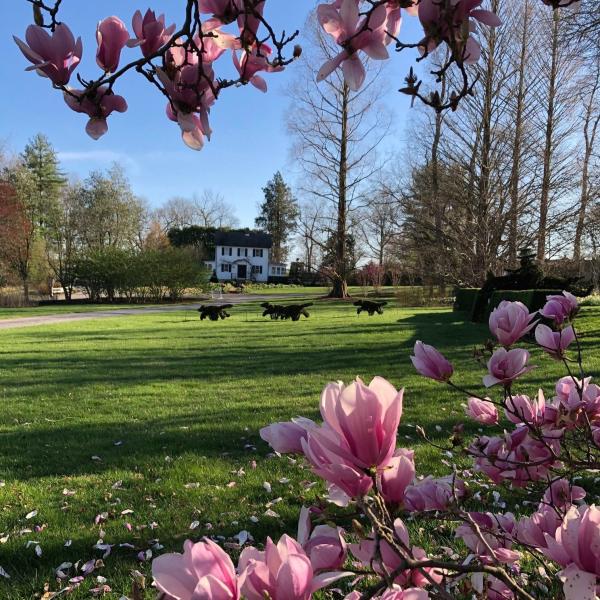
[[454, 287, 480, 315], [74, 247, 209, 302], [394, 286, 448, 307], [484, 289, 563, 321], [581, 294, 600, 306]]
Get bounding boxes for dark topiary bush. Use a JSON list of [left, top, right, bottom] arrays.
[[453, 288, 480, 316], [354, 299, 387, 316], [198, 304, 233, 321]]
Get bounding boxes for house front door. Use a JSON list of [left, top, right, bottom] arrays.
[[237, 264, 247, 279]]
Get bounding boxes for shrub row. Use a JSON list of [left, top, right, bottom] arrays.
[[73, 247, 210, 302], [455, 288, 564, 322]]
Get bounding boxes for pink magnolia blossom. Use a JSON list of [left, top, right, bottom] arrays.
[[504, 390, 545, 426], [96, 17, 130, 73], [411, 341, 453, 382], [483, 348, 534, 388], [152, 538, 239, 600], [404, 476, 466, 512], [14, 24, 82, 86], [232, 43, 283, 93], [63, 87, 127, 140], [539, 291, 579, 326], [455, 512, 518, 564], [199, 0, 240, 31], [378, 589, 430, 600], [542, 505, 600, 600], [542, 479, 586, 509], [260, 418, 314, 454], [318, 377, 403, 469], [470, 426, 560, 487], [344, 589, 429, 600], [237, 0, 265, 45], [517, 505, 563, 549], [377, 448, 416, 504], [553, 376, 600, 424], [297, 506, 347, 572], [466, 397, 498, 425], [351, 518, 442, 588], [301, 424, 375, 498], [198, 0, 264, 40], [535, 324, 575, 359], [238, 534, 350, 600], [593, 427, 600, 447], [488, 300, 537, 347], [127, 9, 176, 57], [302, 377, 403, 498], [487, 577, 515, 600], [316, 0, 399, 91], [157, 48, 217, 150], [418, 0, 501, 65]]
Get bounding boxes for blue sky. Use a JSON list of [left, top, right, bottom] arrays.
[[3, 2, 422, 226]]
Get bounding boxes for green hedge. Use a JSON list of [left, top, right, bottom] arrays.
[[484, 289, 563, 321], [454, 288, 480, 315]]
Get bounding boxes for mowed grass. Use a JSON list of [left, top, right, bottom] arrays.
[[0, 301, 599, 598]]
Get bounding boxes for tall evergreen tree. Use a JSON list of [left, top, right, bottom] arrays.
[[255, 172, 299, 263], [20, 133, 65, 229]]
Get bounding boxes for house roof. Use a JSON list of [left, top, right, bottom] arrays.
[[214, 230, 272, 248]]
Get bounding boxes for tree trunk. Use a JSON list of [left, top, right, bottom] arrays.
[[22, 279, 30, 303], [537, 9, 560, 262], [331, 277, 349, 298], [508, 0, 530, 268], [329, 83, 350, 299], [432, 81, 446, 295], [573, 70, 600, 265], [475, 7, 497, 281]]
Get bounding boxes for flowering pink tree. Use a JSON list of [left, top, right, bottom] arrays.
[[150, 290, 600, 599], [15, 0, 577, 151], [14, 2, 595, 599]]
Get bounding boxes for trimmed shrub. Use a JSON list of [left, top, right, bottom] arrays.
[[480, 289, 564, 322], [454, 288, 480, 316]]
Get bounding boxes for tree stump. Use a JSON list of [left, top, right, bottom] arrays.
[[354, 299, 387, 316]]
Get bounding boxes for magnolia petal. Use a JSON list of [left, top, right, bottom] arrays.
[[559, 564, 597, 600], [182, 128, 204, 151], [86, 117, 108, 140], [341, 54, 366, 91], [311, 570, 354, 592], [470, 9, 502, 27], [250, 75, 268, 93]]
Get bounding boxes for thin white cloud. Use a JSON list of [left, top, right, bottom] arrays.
[[57, 150, 141, 174]]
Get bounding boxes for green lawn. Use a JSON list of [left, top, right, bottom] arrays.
[[0, 301, 598, 598]]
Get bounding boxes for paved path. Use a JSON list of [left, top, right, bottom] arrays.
[[0, 293, 322, 330]]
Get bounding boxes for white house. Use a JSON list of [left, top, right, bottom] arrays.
[[205, 230, 288, 283]]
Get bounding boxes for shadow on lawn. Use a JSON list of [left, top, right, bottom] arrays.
[[0, 407, 292, 479]]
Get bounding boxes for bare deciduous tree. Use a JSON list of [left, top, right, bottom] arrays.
[[287, 14, 390, 298]]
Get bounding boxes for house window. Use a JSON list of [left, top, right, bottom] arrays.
[[244, 249, 248, 257], [228, 247, 232, 256], [253, 248, 263, 258], [237, 248, 241, 257], [251, 266, 263, 275], [221, 247, 225, 256], [271, 267, 276, 274], [221, 264, 231, 273]]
